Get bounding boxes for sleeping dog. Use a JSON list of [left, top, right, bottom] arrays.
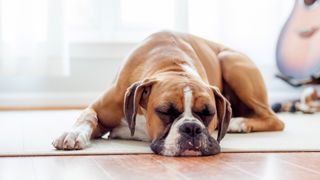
[[53, 31, 284, 156]]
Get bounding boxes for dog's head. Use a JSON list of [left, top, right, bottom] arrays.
[[124, 75, 231, 156]]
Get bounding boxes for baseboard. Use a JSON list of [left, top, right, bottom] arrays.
[[0, 92, 100, 108]]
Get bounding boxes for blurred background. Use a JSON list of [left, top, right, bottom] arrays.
[[0, 0, 300, 108]]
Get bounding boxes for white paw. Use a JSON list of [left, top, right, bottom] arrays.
[[227, 118, 248, 133], [52, 131, 90, 150]]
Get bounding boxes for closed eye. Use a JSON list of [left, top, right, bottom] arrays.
[[155, 105, 181, 124], [195, 104, 215, 116], [195, 110, 215, 117], [155, 109, 181, 118], [194, 105, 215, 126]]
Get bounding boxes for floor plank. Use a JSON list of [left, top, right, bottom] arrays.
[[275, 153, 320, 175], [220, 153, 320, 180], [0, 153, 319, 180], [93, 155, 187, 180], [152, 155, 257, 180], [33, 156, 110, 180]]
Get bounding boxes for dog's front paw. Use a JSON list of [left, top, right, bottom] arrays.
[[227, 118, 251, 133], [52, 131, 90, 150]]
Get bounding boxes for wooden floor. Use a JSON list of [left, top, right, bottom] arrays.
[[0, 153, 319, 180]]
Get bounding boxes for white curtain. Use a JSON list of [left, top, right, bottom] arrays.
[[0, 0, 69, 76]]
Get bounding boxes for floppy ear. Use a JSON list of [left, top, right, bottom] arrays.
[[211, 86, 232, 143], [124, 79, 157, 136]]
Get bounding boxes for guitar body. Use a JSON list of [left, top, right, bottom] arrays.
[[276, 0, 320, 81]]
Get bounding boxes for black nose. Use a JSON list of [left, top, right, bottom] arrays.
[[179, 122, 203, 137]]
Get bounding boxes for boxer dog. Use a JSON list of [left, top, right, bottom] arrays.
[[52, 31, 284, 156]]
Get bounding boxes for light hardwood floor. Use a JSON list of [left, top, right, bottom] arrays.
[[0, 153, 319, 180]]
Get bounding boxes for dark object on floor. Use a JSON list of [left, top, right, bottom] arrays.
[[272, 87, 320, 113], [272, 101, 298, 113], [272, 103, 282, 113]]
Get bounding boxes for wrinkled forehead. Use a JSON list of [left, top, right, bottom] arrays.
[[182, 86, 215, 114], [152, 83, 215, 112]]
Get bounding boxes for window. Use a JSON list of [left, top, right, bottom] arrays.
[[66, 0, 188, 42]]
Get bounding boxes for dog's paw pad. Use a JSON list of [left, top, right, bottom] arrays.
[[227, 118, 250, 133]]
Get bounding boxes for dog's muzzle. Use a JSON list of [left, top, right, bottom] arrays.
[[150, 118, 220, 156]]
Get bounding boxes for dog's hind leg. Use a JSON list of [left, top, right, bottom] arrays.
[[218, 50, 284, 133]]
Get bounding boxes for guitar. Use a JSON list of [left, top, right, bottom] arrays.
[[276, 0, 320, 86]]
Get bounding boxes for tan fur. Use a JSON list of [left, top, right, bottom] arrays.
[[53, 31, 284, 150]]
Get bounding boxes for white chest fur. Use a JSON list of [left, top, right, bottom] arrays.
[[109, 114, 151, 142]]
